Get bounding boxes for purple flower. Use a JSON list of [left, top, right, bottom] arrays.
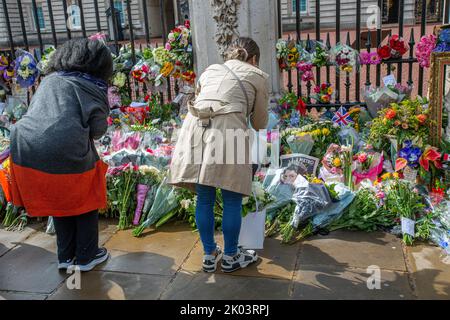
[[399, 141, 422, 168], [434, 42, 450, 53], [439, 29, 450, 43]]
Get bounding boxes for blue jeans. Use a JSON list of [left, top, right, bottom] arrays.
[[195, 184, 243, 256]]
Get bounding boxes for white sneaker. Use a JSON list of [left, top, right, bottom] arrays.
[[221, 246, 258, 273], [57, 257, 75, 270], [202, 246, 223, 273]]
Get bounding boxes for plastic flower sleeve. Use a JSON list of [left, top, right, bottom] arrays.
[[13, 49, 39, 88], [330, 44, 359, 74], [132, 179, 179, 236], [290, 180, 332, 228], [286, 134, 314, 155]]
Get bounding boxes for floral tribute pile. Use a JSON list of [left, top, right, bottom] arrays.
[[0, 24, 449, 261]]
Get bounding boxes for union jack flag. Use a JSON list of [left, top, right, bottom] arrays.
[[332, 106, 353, 127]]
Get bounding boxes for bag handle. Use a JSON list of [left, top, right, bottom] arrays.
[[221, 63, 253, 114]]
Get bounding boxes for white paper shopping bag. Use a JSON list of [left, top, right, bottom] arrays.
[[238, 209, 266, 250]]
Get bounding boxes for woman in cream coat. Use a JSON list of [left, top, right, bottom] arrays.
[[168, 37, 269, 273]]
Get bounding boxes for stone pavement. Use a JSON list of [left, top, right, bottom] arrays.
[[0, 218, 449, 300]]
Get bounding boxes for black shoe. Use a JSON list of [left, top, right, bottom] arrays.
[[76, 247, 109, 272]]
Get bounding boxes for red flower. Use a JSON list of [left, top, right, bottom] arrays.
[[417, 114, 427, 124], [321, 83, 327, 90], [120, 106, 126, 113], [377, 45, 391, 59], [144, 94, 150, 102], [420, 146, 443, 171], [184, 20, 190, 29], [296, 98, 306, 116], [389, 35, 407, 55], [385, 109, 396, 119]]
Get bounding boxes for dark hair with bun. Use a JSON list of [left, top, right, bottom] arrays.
[[224, 37, 260, 64], [47, 38, 113, 82]]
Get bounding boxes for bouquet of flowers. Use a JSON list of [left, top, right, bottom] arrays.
[[377, 35, 409, 60], [312, 83, 333, 104], [0, 54, 14, 87], [433, 28, 450, 52], [132, 178, 179, 237], [330, 44, 359, 73], [385, 180, 425, 245], [328, 185, 396, 232], [241, 181, 275, 217], [165, 21, 195, 84], [273, 92, 304, 128], [319, 144, 344, 183], [14, 50, 39, 88], [283, 121, 339, 159], [416, 34, 437, 68], [132, 165, 161, 226], [359, 51, 382, 65], [363, 83, 412, 118], [106, 162, 139, 230], [310, 41, 329, 68], [37, 46, 56, 74], [280, 176, 332, 243], [368, 98, 430, 147], [352, 149, 384, 186], [276, 39, 299, 70]]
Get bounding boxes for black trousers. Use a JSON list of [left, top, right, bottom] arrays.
[[53, 210, 99, 264]]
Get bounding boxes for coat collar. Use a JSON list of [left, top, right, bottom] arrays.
[[224, 59, 269, 79]]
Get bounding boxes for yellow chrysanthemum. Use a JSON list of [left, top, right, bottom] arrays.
[[322, 128, 330, 136], [161, 62, 174, 77], [381, 172, 391, 180], [332, 157, 342, 167], [327, 87, 333, 95], [393, 172, 400, 179]]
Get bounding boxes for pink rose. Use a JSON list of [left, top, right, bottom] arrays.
[[357, 153, 368, 163]]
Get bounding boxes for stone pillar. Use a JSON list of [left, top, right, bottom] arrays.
[[188, 0, 281, 97]]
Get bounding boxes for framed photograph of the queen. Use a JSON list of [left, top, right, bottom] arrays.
[[429, 51, 450, 146]]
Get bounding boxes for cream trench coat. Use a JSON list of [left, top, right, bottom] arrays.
[[167, 59, 269, 196]]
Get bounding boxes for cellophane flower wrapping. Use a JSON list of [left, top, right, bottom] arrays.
[[133, 178, 179, 235], [290, 178, 332, 228], [286, 133, 314, 155], [364, 84, 412, 118], [310, 183, 355, 230], [330, 44, 359, 73], [14, 49, 40, 88]]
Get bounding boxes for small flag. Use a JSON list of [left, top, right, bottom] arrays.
[[332, 106, 354, 127]]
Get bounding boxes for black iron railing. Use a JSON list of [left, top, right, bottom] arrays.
[[0, 0, 183, 104], [280, 0, 450, 108]]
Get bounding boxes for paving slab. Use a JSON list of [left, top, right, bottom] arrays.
[[98, 218, 118, 246], [292, 265, 414, 300], [160, 270, 291, 300], [103, 223, 198, 275], [99, 249, 179, 276], [406, 244, 450, 299], [0, 291, 47, 300], [299, 230, 407, 272], [48, 271, 171, 300], [0, 232, 67, 294], [182, 233, 300, 280], [0, 222, 44, 257]]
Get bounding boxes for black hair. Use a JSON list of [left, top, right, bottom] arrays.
[[284, 163, 307, 176], [47, 38, 113, 82], [224, 37, 261, 64]]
